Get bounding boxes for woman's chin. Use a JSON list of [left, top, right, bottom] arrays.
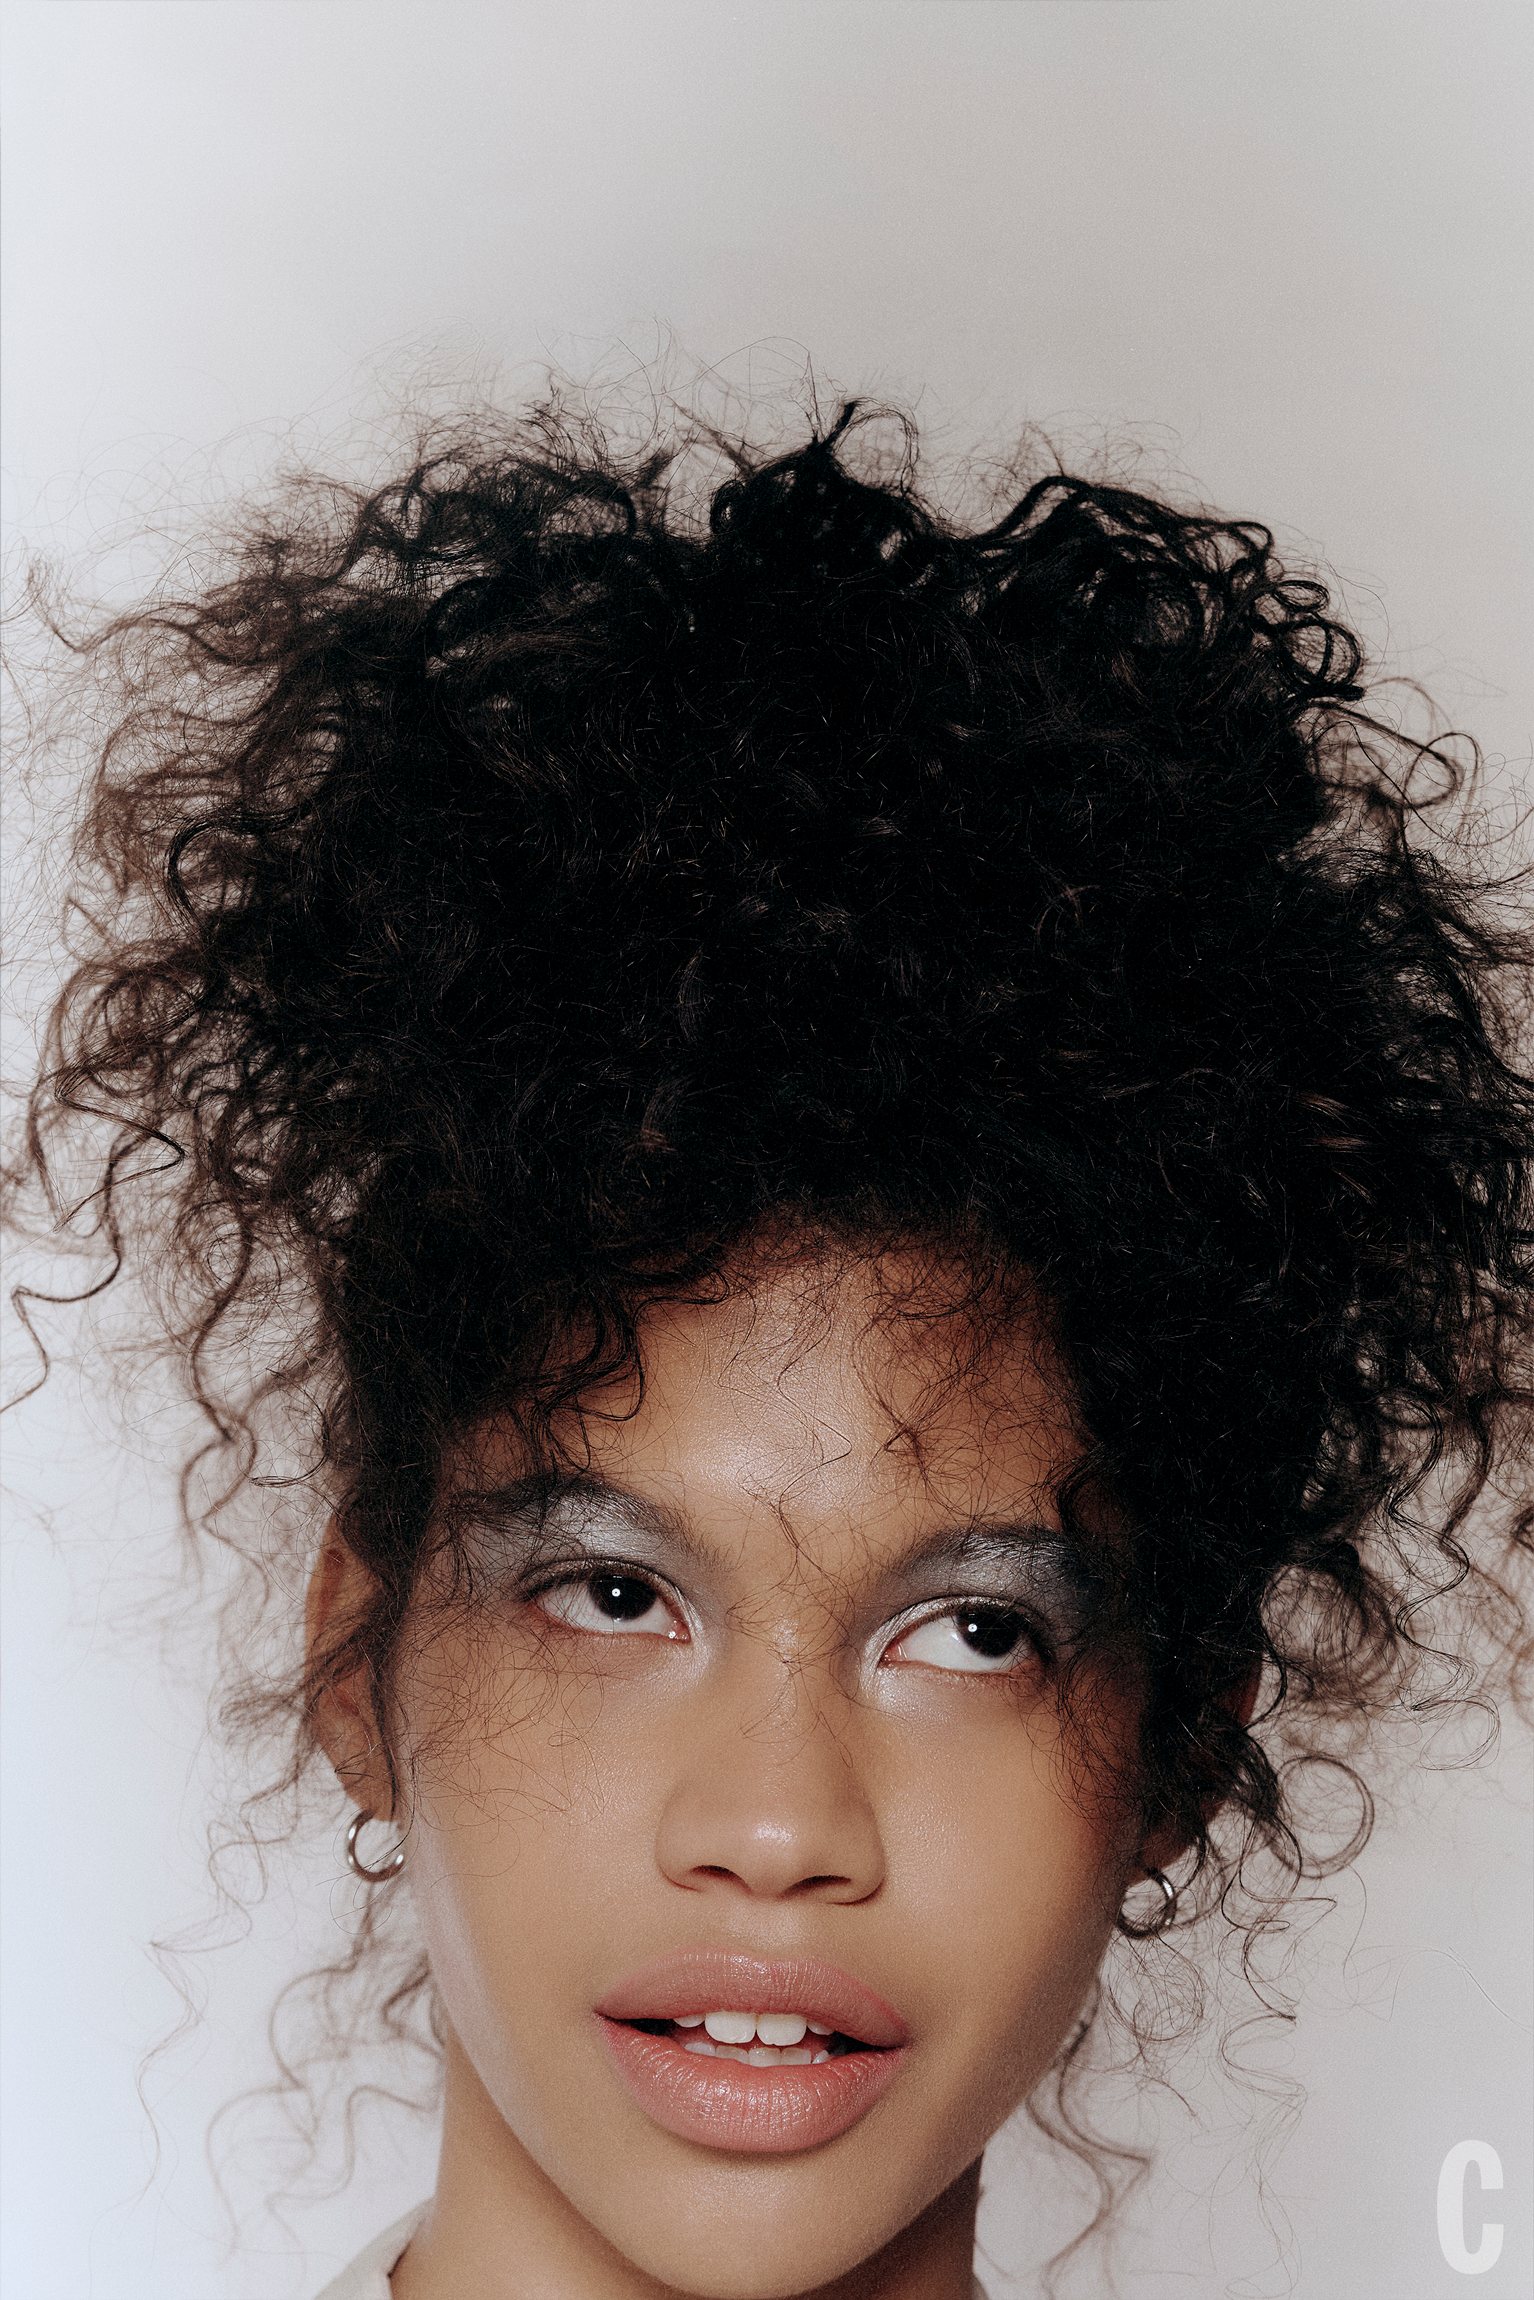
[[452, 2032, 965, 2300]]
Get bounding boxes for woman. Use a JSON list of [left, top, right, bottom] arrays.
[[11, 402, 1530, 2298]]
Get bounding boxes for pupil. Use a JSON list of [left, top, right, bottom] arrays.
[[592, 1575, 654, 1621], [960, 1610, 1020, 1659]]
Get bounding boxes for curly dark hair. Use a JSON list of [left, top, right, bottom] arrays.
[[9, 398, 1533, 2240]]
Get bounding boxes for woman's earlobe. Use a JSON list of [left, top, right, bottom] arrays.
[[305, 1523, 392, 1808]]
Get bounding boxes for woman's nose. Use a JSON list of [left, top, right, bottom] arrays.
[[654, 1675, 886, 1905]]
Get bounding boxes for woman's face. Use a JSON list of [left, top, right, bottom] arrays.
[[340, 1252, 1155, 2298]]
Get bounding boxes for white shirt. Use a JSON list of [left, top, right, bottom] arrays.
[[311, 2207, 426, 2300], [311, 2205, 991, 2298]]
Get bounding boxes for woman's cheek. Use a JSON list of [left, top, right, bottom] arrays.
[[874, 1693, 1133, 2050]]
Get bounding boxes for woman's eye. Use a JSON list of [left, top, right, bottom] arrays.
[[884, 1607, 1035, 1674], [535, 1572, 683, 1639]]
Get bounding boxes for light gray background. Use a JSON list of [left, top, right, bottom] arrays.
[[2, 5, 1530, 2297]]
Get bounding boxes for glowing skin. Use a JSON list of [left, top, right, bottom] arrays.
[[311, 1252, 1178, 2300]]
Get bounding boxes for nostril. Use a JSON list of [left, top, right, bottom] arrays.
[[657, 1779, 887, 1906]]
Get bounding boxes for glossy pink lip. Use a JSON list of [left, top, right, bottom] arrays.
[[595, 1949, 910, 2048], [595, 1950, 911, 2155]]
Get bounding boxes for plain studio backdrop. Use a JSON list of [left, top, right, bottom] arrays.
[[2, 5, 1530, 2297]]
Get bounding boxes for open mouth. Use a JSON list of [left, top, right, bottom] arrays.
[[595, 1951, 909, 2150], [622, 2012, 876, 2066]]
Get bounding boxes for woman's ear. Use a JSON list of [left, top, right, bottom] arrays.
[[1135, 1659, 1264, 1877], [1225, 1658, 1263, 1733], [306, 1518, 396, 1818]]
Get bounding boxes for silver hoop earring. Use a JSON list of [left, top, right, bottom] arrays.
[[345, 1809, 406, 1884], [1115, 1867, 1177, 1940]]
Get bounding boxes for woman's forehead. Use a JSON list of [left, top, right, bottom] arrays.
[[469, 1249, 1081, 1565]]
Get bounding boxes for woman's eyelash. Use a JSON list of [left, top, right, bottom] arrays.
[[524, 1558, 681, 1628], [884, 1600, 1055, 1672], [527, 1557, 656, 1593], [519, 1561, 1058, 1677]]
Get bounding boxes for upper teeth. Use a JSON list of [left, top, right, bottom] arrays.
[[675, 2011, 835, 2045]]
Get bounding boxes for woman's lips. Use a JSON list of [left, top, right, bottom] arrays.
[[595, 1950, 910, 2154], [598, 2017, 907, 2155], [595, 1949, 909, 2048]]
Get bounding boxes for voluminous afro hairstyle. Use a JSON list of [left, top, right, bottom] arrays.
[[11, 399, 1533, 1901]]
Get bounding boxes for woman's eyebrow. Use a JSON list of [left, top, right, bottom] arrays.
[[453, 1479, 1096, 1596], [452, 1473, 738, 1576], [901, 1518, 1067, 1573], [884, 1522, 1089, 1584]]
